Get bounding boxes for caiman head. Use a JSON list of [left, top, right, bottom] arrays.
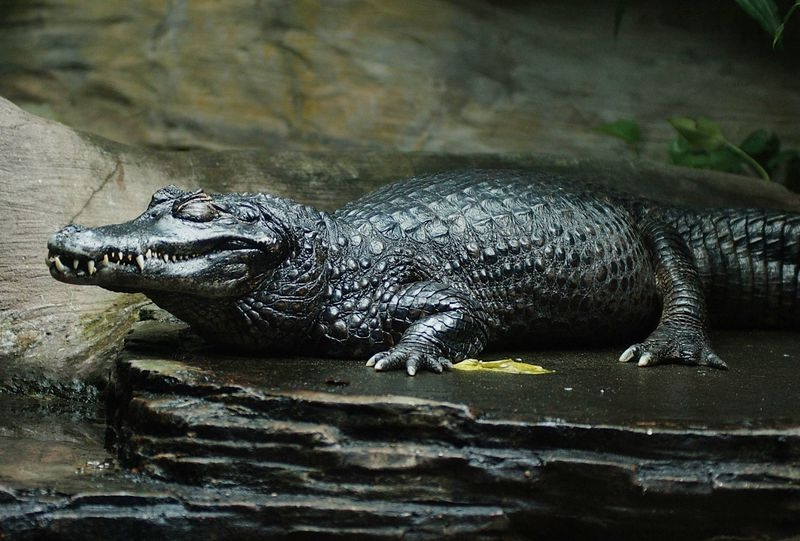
[[47, 186, 297, 298]]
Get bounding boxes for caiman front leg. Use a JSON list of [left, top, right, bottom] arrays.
[[620, 215, 727, 369], [367, 281, 490, 375]]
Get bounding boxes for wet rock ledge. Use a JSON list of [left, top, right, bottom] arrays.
[[8, 319, 797, 540]]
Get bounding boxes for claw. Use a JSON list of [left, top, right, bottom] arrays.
[[366, 351, 392, 370], [702, 352, 729, 370], [619, 345, 638, 363], [374, 357, 392, 372], [637, 352, 653, 367], [368, 351, 408, 373]]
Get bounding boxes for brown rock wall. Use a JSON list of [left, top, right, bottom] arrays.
[[1, 1, 797, 158]]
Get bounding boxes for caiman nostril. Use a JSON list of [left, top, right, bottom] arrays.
[[52, 224, 85, 243], [63, 224, 84, 234]]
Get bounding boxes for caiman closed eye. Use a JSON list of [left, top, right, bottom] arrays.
[[173, 190, 219, 222]]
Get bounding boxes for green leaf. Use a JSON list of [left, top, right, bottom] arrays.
[[773, 2, 800, 47], [668, 117, 727, 152], [740, 129, 780, 157], [668, 139, 744, 173], [453, 358, 553, 375], [734, 0, 781, 35], [667, 117, 772, 181], [596, 119, 642, 145], [739, 129, 781, 168]]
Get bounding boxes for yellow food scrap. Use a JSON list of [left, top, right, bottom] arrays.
[[452, 358, 553, 375]]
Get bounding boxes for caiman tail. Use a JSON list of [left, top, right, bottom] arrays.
[[667, 208, 800, 328]]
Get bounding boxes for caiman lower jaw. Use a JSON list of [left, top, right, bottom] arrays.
[[47, 245, 268, 296]]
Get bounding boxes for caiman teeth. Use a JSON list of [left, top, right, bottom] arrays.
[[49, 248, 200, 276]]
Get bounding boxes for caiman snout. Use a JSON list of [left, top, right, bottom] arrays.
[[49, 223, 84, 242], [47, 223, 104, 278]]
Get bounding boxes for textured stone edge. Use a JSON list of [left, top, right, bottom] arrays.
[[99, 343, 800, 540]]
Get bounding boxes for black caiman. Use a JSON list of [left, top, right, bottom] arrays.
[[47, 170, 800, 375]]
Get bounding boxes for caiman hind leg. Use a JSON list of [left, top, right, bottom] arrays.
[[366, 281, 490, 375], [619, 215, 727, 369]]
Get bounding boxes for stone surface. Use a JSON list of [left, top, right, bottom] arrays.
[[0, 1, 798, 163], [4, 96, 799, 392], [2, 319, 798, 540]]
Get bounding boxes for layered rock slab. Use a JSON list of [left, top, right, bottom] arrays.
[[100, 321, 800, 539], [3, 319, 798, 539]]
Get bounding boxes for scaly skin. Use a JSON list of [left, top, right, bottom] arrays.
[[47, 170, 800, 375]]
